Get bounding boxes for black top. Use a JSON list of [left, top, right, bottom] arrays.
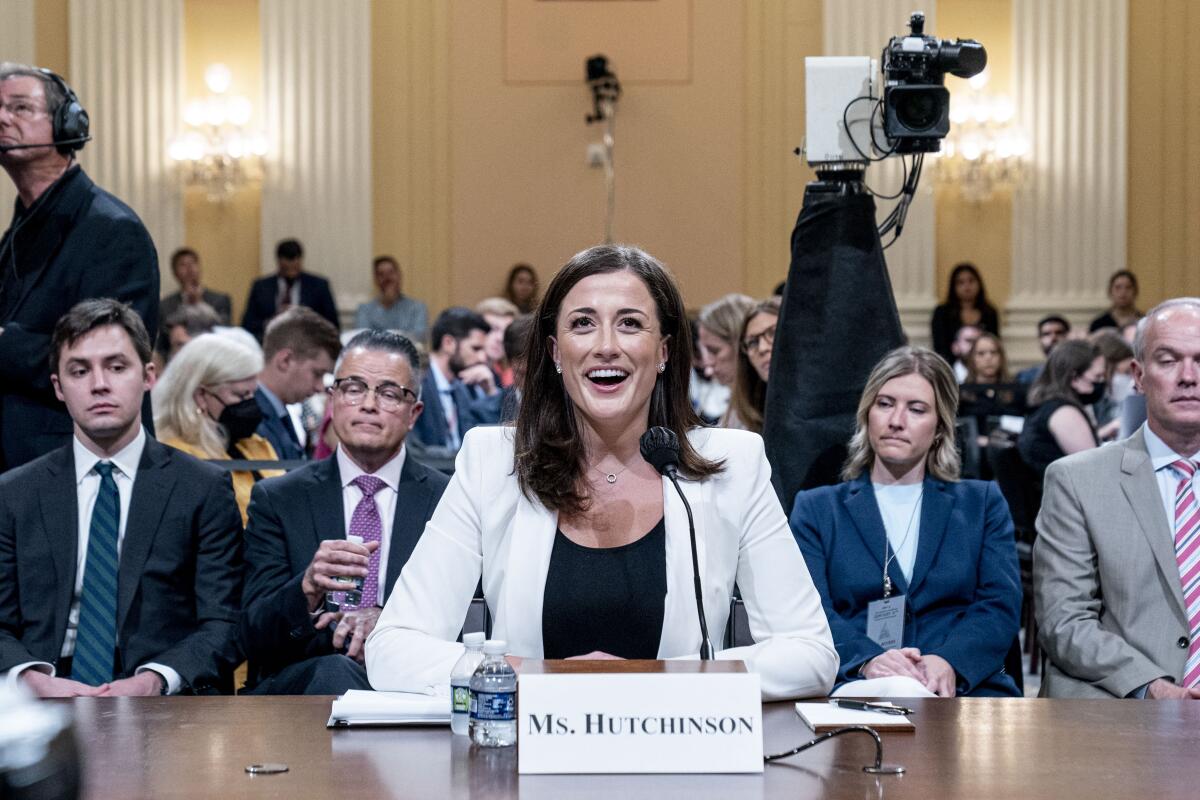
[[930, 303, 1000, 362], [1017, 397, 1097, 478], [1089, 310, 1141, 333], [541, 518, 667, 659]]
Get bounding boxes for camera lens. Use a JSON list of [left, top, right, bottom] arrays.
[[896, 88, 942, 131]]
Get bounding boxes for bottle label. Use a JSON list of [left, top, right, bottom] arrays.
[[470, 690, 515, 721], [452, 685, 471, 714]]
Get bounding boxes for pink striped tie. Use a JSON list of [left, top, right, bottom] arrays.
[[1171, 459, 1200, 688]]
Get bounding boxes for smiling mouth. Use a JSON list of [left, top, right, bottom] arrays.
[[587, 368, 629, 387]]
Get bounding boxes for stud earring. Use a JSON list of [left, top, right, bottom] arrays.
[[555, 363, 562, 374], [657, 362, 666, 373]]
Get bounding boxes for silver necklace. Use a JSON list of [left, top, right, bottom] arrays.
[[882, 488, 923, 598], [592, 461, 631, 484]]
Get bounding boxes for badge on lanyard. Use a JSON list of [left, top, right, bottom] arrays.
[[866, 594, 905, 650]]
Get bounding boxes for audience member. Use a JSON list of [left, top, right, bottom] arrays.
[[791, 346, 1021, 697], [241, 330, 448, 694], [1017, 340, 1103, 480], [964, 332, 1010, 384], [367, 244, 838, 701], [1035, 298, 1200, 698], [353, 255, 428, 341], [729, 296, 779, 435], [0, 299, 242, 696], [242, 239, 340, 340], [158, 302, 221, 365], [0, 64, 159, 472], [504, 262, 540, 314], [499, 314, 533, 422], [159, 247, 232, 325], [410, 307, 501, 454], [950, 324, 982, 383], [930, 263, 1000, 363], [1090, 328, 1135, 440], [475, 296, 519, 387], [254, 307, 341, 461], [687, 318, 730, 425], [1016, 314, 1071, 385], [153, 333, 283, 523], [697, 293, 755, 428], [1090, 269, 1142, 333]]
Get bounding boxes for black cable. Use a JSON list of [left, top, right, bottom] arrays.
[[764, 724, 904, 774], [842, 96, 895, 163]]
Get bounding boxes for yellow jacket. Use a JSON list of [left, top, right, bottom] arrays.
[[161, 434, 285, 524]]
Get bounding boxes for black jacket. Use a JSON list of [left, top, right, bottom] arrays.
[[0, 437, 244, 693], [0, 166, 159, 471], [241, 271, 340, 340]]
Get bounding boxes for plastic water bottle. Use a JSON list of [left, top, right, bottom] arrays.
[[450, 632, 486, 736], [325, 534, 365, 611], [469, 639, 517, 747]]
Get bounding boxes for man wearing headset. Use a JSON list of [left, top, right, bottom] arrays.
[[0, 63, 158, 472]]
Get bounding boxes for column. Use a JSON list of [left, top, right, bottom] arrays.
[[69, 0, 184, 280], [260, 0, 372, 322]]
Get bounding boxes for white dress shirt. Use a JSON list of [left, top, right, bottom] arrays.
[[1142, 424, 1200, 533], [5, 428, 181, 693], [337, 444, 405, 595]]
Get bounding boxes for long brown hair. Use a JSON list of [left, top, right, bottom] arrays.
[[730, 297, 779, 434], [514, 245, 723, 515], [963, 332, 1010, 384]]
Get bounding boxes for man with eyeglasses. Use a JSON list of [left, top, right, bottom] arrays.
[[0, 63, 158, 473], [240, 330, 449, 694]]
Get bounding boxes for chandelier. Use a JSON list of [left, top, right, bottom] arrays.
[[937, 70, 1029, 203], [168, 64, 267, 203]]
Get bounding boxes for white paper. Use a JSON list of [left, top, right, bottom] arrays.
[[794, 701, 913, 730], [327, 689, 450, 727]]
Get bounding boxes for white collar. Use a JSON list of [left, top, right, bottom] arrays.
[[336, 444, 406, 492], [1142, 423, 1200, 471], [73, 426, 147, 484]]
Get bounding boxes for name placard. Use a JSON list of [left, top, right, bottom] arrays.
[[516, 672, 763, 774]]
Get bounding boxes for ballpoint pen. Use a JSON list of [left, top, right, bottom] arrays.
[[828, 699, 915, 715]]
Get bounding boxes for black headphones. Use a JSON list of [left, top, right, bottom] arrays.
[[37, 68, 90, 154]]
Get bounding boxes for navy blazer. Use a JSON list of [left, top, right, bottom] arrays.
[[790, 474, 1021, 696], [253, 387, 304, 462], [410, 366, 501, 450], [240, 452, 449, 688], [241, 271, 340, 340]]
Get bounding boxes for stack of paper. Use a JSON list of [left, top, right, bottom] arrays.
[[794, 702, 914, 732], [327, 690, 450, 727]]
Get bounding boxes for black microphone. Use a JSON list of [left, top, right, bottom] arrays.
[[639, 426, 714, 660], [0, 135, 91, 153]]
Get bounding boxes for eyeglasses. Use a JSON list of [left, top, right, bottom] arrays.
[[331, 377, 417, 411], [741, 325, 777, 354], [0, 100, 47, 120]]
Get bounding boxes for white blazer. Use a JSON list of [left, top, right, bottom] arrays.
[[366, 426, 838, 700]]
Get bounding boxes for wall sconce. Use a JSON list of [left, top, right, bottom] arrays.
[[168, 63, 267, 203], [936, 70, 1029, 202]]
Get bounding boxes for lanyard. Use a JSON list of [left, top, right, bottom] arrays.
[[882, 489, 922, 598]]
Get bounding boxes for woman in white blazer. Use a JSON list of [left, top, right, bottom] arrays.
[[366, 245, 837, 700]]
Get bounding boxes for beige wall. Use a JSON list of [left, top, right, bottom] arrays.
[[33, 0, 69, 76]]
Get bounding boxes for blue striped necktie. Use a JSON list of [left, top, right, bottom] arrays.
[[72, 461, 120, 686]]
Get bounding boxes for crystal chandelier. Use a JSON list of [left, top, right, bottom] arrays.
[[168, 64, 267, 203], [937, 70, 1029, 203]]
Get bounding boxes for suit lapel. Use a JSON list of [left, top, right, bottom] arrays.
[[117, 440, 175, 632], [843, 476, 909, 595], [1120, 434, 1186, 616], [907, 478, 953, 596], [306, 458, 346, 548], [39, 447, 80, 649], [383, 458, 432, 600], [501, 491, 557, 658]]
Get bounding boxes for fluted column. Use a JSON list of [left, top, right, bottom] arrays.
[[0, 0, 38, 215], [68, 0, 184, 279], [260, 0, 372, 321], [825, 0, 938, 346], [1006, 0, 1126, 362]]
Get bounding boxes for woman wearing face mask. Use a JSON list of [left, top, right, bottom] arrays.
[[153, 332, 284, 522], [697, 293, 756, 428], [1017, 340, 1104, 480]]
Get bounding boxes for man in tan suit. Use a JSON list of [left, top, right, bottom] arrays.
[[1034, 298, 1200, 698]]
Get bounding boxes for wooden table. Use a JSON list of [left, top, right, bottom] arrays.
[[58, 694, 1200, 799]]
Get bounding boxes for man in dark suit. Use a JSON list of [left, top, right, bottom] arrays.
[[158, 247, 232, 325], [0, 299, 242, 696], [254, 306, 341, 461], [0, 65, 159, 472], [242, 329, 448, 694], [241, 238, 340, 340], [411, 307, 501, 457]]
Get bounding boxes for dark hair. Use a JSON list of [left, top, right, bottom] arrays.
[[51, 298, 152, 374], [1037, 314, 1070, 333], [1089, 328, 1133, 382], [1028, 339, 1100, 407], [1108, 269, 1138, 294], [163, 302, 221, 338], [503, 314, 535, 363], [504, 263, 539, 310], [430, 307, 490, 352], [169, 247, 199, 273], [275, 238, 303, 260], [336, 329, 421, 379], [943, 262, 991, 308], [730, 296, 780, 434], [262, 306, 342, 361], [772, 281, 786, 297], [373, 255, 399, 272], [964, 332, 1010, 383], [514, 244, 722, 516]]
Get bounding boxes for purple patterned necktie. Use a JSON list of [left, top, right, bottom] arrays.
[[350, 474, 387, 608]]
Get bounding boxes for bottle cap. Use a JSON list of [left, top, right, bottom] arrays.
[[482, 639, 508, 656], [463, 632, 485, 647]]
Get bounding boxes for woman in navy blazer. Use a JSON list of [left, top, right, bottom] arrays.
[[790, 346, 1021, 697]]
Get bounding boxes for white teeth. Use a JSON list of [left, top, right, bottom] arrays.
[[587, 368, 628, 379]]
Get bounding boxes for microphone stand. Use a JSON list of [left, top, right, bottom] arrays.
[[664, 469, 714, 660]]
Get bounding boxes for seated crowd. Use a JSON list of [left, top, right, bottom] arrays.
[[1, 241, 1197, 707]]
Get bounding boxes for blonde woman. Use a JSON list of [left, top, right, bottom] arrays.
[[696, 293, 755, 428], [153, 332, 283, 522], [789, 346, 1021, 697]]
